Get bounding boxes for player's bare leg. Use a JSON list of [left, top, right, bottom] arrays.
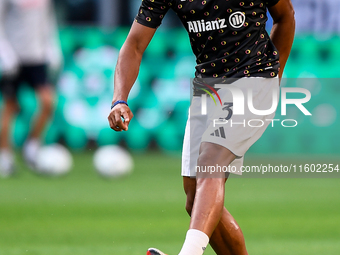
[[30, 85, 54, 139], [181, 142, 248, 255], [0, 98, 18, 176], [23, 85, 54, 166], [184, 177, 248, 255], [0, 98, 18, 149]]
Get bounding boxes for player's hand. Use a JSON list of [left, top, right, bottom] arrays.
[[108, 104, 133, 132]]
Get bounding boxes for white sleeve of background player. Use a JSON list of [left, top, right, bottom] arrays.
[[0, 0, 19, 76], [45, 0, 63, 73]]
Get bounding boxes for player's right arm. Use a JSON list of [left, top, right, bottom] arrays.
[[108, 22, 156, 132]]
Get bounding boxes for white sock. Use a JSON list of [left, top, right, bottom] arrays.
[[178, 229, 209, 255], [23, 138, 40, 162]]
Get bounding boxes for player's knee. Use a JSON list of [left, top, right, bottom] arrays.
[[3, 98, 19, 114], [41, 98, 53, 114], [39, 90, 54, 114], [196, 177, 224, 189], [5, 98, 18, 109]]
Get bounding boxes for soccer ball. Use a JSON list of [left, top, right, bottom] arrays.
[[93, 145, 133, 178], [35, 144, 73, 176]]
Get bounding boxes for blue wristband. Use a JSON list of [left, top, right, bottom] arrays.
[[111, 100, 128, 110]]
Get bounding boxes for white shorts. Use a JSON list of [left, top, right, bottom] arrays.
[[181, 77, 280, 177]]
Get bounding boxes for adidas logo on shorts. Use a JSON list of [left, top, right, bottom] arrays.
[[210, 127, 226, 139]]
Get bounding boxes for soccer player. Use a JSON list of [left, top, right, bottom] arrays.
[[108, 0, 295, 254], [0, 0, 62, 177]]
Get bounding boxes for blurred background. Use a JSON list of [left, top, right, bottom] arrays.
[[0, 1, 339, 255], [0, 0, 339, 153]]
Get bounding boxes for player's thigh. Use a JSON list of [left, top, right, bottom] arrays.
[[202, 77, 279, 158], [196, 142, 235, 178]]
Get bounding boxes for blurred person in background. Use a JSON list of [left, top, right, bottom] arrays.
[[0, 0, 62, 177]]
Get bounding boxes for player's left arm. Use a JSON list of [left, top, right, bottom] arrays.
[[268, 0, 295, 79]]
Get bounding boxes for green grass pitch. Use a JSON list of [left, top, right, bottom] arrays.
[[0, 152, 339, 255]]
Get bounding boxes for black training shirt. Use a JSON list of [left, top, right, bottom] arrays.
[[135, 0, 280, 79]]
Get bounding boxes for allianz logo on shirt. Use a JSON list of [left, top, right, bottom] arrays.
[[187, 19, 227, 33], [187, 12, 246, 32]]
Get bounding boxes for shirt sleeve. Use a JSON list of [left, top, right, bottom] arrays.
[[266, 0, 280, 7], [135, 0, 171, 29]]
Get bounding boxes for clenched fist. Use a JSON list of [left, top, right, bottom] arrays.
[[108, 104, 133, 131]]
